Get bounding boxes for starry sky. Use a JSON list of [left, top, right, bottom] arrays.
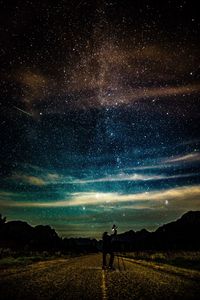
[[1, 0, 200, 238]]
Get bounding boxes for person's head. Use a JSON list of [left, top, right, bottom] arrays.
[[112, 224, 117, 230]]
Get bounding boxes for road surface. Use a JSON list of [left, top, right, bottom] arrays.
[[0, 254, 199, 300]]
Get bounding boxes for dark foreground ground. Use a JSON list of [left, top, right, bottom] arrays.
[[0, 253, 200, 300]]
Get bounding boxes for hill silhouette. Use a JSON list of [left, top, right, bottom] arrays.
[[0, 211, 200, 254], [154, 210, 200, 250], [115, 211, 200, 251]]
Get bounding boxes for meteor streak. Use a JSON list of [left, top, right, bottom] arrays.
[[14, 106, 32, 117]]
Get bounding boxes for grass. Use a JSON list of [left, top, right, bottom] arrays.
[[0, 255, 60, 268], [0, 249, 93, 269], [120, 251, 200, 271]]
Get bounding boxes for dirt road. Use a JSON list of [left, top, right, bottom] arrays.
[[0, 254, 199, 300]]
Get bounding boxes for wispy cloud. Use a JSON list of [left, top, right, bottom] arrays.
[[46, 173, 60, 180], [73, 173, 163, 183], [6, 152, 200, 189], [72, 171, 198, 184], [1, 185, 200, 210], [10, 165, 61, 186], [105, 84, 200, 107], [13, 46, 200, 114], [164, 152, 200, 164], [63, 83, 200, 110], [125, 151, 200, 172], [12, 175, 46, 186]]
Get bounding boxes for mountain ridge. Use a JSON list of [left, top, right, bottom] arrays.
[[0, 211, 200, 252]]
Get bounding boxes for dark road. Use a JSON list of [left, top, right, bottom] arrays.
[[0, 254, 200, 300]]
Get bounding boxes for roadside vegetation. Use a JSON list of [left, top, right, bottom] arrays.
[[120, 251, 200, 271], [0, 248, 87, 269]]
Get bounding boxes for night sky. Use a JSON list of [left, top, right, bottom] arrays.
[[1, 0, 200, 238]]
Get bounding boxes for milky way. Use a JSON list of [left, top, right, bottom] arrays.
[[1, 0, 200, 238]]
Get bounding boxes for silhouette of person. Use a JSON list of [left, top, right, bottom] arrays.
[[102, 224, 117, 270], [111, 224, 117, 236], [102, 232, 110, 269]]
